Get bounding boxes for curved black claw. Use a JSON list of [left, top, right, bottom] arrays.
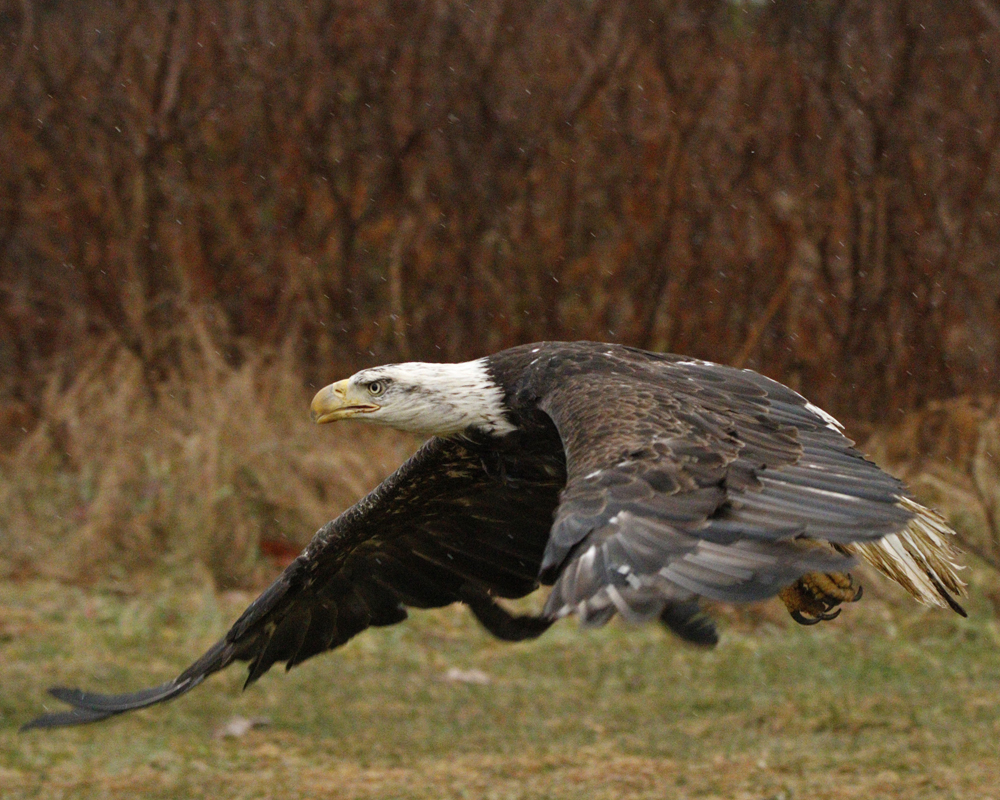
[[790, 607, 842, 626]]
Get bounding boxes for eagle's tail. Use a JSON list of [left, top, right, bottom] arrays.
[[847, 496, 967, 615]]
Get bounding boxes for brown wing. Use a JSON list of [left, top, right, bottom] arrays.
[[23, 434, 564, 730], [537, 353, 914, 624]]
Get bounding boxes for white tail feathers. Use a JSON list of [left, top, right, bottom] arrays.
[[848, 496, 967, 614]]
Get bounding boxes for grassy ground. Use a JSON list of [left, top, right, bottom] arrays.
[[2, 576, 999, 800]]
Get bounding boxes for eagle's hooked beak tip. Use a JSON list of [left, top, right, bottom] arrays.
[[310, 380, 349, 424], [311, 380, 378, 424]]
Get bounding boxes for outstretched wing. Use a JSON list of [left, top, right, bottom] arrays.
[[536, 351, 929, 624], [23, 434, 565, 730]]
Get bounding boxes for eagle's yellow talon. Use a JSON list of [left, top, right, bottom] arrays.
[[780, 572, 862, 626]]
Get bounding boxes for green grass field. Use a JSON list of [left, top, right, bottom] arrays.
[[2, 577, 999, 800]]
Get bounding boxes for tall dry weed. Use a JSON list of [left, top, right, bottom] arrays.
[[862, 396, 1000, 574], [0, 317, 417, 588]]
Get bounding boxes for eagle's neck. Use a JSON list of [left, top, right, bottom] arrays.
[[386, 359, 518, 437]]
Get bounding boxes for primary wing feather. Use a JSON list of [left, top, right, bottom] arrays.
[[23, 434, 564, 730]]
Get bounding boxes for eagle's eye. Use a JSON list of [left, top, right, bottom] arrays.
[[366, 381, 387, 397]]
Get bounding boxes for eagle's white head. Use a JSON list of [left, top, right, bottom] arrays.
[[310, 359, 517, 437]]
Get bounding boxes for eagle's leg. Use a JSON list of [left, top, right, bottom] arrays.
[[779, 572, 863, 626]]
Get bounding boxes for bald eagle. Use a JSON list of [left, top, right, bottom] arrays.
[[24, 342, 965, 730]]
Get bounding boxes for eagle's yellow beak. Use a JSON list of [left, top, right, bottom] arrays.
[[310, 380, 380, 424]]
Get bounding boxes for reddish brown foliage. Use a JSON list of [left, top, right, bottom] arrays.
[[2, 0, 999, 430]]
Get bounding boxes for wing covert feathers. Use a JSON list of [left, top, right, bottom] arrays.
[[525, 343, 967, 625]]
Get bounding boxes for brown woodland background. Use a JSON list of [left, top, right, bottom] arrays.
[[2, 0, 1000, 586]]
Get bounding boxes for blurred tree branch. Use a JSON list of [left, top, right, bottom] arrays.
[[1, 0, 999, 430]]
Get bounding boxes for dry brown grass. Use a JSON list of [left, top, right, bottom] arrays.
[[0, 320, 417, 588], [862, 395, 1000, 578]]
